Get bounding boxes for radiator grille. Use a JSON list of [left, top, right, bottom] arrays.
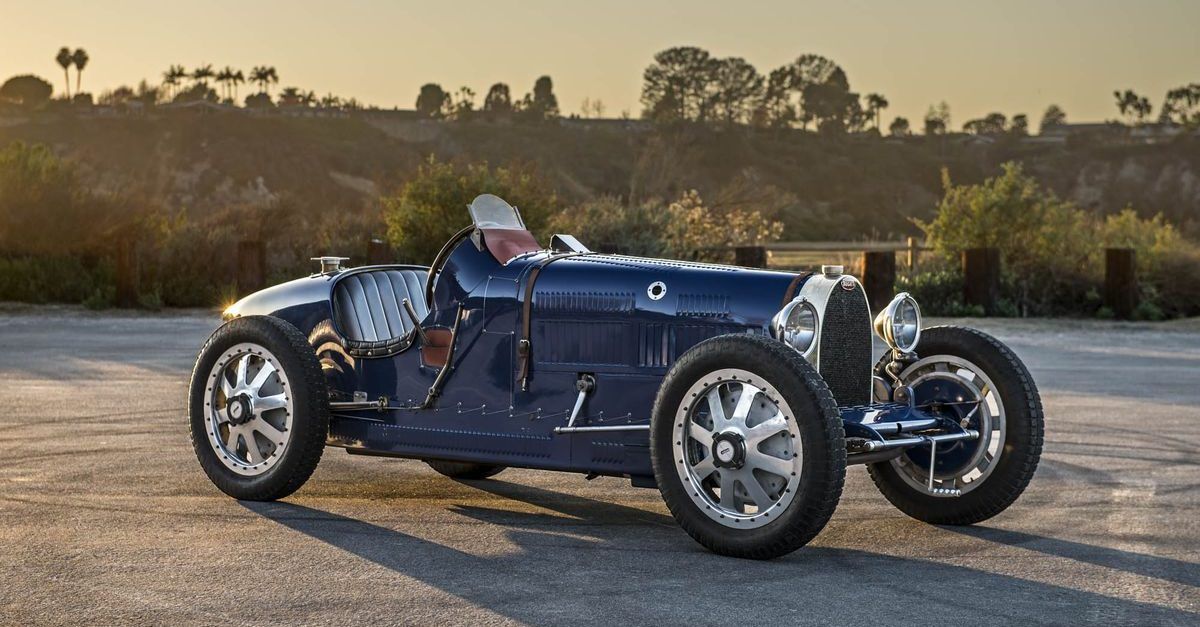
[[818, 286, 872, 406]]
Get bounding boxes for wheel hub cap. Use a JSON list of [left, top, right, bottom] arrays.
[[225, 394, 253, 425], [712, 432, 746, 469]]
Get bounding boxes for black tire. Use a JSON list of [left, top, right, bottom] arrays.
[[868, 325, 1043, 525], [651, 334, 846, 560], [189, 315, 330, 501], [424, 460, 507, 480]]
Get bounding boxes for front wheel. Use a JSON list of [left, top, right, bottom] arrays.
[[651, 334, 846, 560], [189, 315, 330, 501], [868, 326, 1043, 525]]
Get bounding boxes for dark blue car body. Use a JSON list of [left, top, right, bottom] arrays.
[[224, 221, 970, 485]]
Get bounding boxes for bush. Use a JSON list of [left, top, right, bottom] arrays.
[[546, 190, 783, 262], [383, 157, 558, 263]]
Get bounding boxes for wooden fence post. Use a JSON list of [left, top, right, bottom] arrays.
[[862, 251, 896, 313], [906, 237, 919, 270], [735, 246, 767, 268], [236, 240, 265, 295], [962, 247, 1000, 315], [115, 238, 138, 308], [1105, 248, 1137, 319], [367, 238, 391, 265]]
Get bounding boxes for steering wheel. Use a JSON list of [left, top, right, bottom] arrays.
[[425, 225, 476, 308]]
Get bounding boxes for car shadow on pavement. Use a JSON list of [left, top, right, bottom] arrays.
[[242, 489, 1198, 625], [942, 525, 1200, 588]]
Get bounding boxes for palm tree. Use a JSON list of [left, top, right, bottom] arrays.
[[865, 93, 888, 130], [55, 47, 73, 98], [249, 66, 268, 93], [161, 64, 186, 99], [232, 70, 245, 101], [192, 64, 214, 86], [264, 66, 279, 94], [320, 93, 341, 108], [71, 48, 89, 95], [216, 67, 234, 100]]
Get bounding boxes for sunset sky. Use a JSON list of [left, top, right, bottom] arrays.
[[2, 0, 1197, 126]]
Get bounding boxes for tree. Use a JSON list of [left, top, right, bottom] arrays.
[[383, 157, 558, 262], [244, 92, 273, 109], [523, 75, 559, 120], [757, 66, 795, 127], [0, 75, 54, 109], [963, 112, 1007, 135], [451, 86, 476, 118], [55, 47, 73, 98], [415, 83, 449, 118], [162, 65, 186, 99], [888, 116, 910, 137], [1039, 104, 1066, 132], [709, 57, 762, 124], [278, 86, 303, 107], [641, 46, 716, 122], [71, 48, 89, 95], [482, 83, 512, 113], [249, 66, 277, 94], [864, 93, 888, 130], [1160, 83, 1200, 125], [923, 101, 951, 135], [1010, 114, 1029, 136], [1114, 89, 1151, 125], [232, 70, 245, 101], [192, 64, 214, 87]]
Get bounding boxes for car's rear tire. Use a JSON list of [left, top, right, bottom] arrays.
[[189, 315, 329, 501], [424, 460, 507, 479], [868, 326, 1043, 525], [651, 334, 846, 560]]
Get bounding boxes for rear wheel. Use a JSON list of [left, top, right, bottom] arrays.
[[651, 334, 845, 559], [424, 460, 506, 479], [189, 315, 329, 501], [869, 326, 1043, 524]]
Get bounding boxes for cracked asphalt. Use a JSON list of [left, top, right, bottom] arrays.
[[0, 309, 1197, 626]]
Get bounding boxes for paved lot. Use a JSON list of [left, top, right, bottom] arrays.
[[0, 310, 1197, 626]]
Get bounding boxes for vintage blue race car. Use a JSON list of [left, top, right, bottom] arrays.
[[191, 194, 1043, 559]]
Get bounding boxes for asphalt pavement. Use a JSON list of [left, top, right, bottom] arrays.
[[0, 309, 1197, 626]]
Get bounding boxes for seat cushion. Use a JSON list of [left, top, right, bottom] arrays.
[[333, 268, 428, 344]]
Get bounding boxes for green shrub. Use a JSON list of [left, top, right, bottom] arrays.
[[383, 157, 559, 264]]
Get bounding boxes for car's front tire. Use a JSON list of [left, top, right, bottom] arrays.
[[651, 334, 846, 559], [189, 315, 330, 501], [869, 326, 1043, 524]]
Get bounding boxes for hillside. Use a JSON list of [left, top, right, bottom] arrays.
[[2, 111, 1198, 241]]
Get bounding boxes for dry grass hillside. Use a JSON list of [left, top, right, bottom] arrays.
[[2, 111, 1198, 241]]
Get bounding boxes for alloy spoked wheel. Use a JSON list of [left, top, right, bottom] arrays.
[[675, 368, 803, 528], [867, 325, 1043, 526], [202, 342, 294, 476], [891, 355, 1005, 497]]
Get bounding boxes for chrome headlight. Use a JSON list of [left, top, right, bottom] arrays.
[[772, 298, 819, 357], [874, 293, 921, 353]]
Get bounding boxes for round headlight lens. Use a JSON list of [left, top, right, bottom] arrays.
[[775, 300, 818, 356], [891, 296, 920, 351], [874, 293, 922, 353]]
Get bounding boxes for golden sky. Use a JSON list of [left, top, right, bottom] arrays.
[[2, 0, 1197, 126]]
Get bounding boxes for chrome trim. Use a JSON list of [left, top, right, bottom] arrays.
[[553, 424, 650, 433], [770, 297, 819, 359], [785, 272, 869, 370], [861, 429, 980, 452], [873, 292, 922, 354]]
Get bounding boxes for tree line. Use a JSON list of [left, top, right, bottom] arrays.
[[2, 45, 1199, 133]]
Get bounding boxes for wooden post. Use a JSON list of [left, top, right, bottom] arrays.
[[1105, 248, 1137, 319], [906, 236, 919, 270], [367, 238, 391, 265], [735, 246, 767, 269], [236, 240, 265, 295], [962, 247, 1000, 315], [115, 238, 138, 308], [862, 251, 897, 313]]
